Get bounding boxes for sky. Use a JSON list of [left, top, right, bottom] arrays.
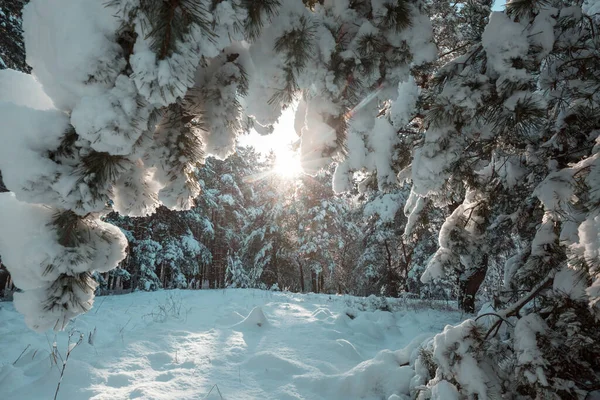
[[238, 106, 298, 156], [238, 106, 304, 177]]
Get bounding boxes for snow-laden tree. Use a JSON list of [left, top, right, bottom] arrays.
[[0, 0, 274, 330], [225, 252, 251, 288], [408, 2, 600, 398], [293, 169, 361, 293], [0, 0, 30, 72], [105, 205, 209, 291], [247, 0, 436, 181], [356, 187, 445, 298], [241, 163, 297, 289], [0, 1, 29, 289], [0, 0, 436, 331], [425, 0, 493, 65], [189, 147, 259, 288], [102, 146, 261, 291]]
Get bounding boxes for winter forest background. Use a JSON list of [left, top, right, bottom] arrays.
[[0, 0, 599, 399], [0, 0, 457, 302]]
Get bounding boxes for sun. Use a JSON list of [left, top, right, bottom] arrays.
[[239, 102, 304, 180], [274, 146, 303, 178]]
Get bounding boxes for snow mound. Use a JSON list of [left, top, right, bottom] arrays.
[[297, 349, 415, 399], [233, 306, 269, 329], [312, 308, 334, 320], [244, 351, 312, 378]]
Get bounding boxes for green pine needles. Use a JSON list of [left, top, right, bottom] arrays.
[[242, 0, 281, 39], [137, 0, 215, 59]]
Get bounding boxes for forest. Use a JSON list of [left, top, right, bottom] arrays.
[[0, 0, 599, 398]]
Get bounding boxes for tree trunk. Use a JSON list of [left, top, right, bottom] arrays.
[[0, 266, 8, 296], [319, 271, 324, 294], [297, 259, 305, 292], [383, 240, 398, 297], [132, 265, 139, 291], [458, 256, 488, 313], [311, 270, 318, 293], [400, 239, 412, 293]]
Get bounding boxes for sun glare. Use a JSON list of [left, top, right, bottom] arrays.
[[274, 146, 303, 178], [240, 102, 304, 180]]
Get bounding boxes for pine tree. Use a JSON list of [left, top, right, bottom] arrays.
[[0, 0, 270, 330], [293, 168, 360, 293], [409, 2, 600, 398], [103, 145, 261, 292], [356, 187, 444, 298], [241, 158, 297, 289], [226, 253, 251, 288], [0, 0, 30, 72], [245, 0, 437, 181], [2, 4, 597, 398]]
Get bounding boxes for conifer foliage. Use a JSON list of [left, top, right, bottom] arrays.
[[1, 0, 600, 397], [0, 0, 433, 332], [0, 0, 269, 331], [0, 0, 30, 72], [406, 1, 600, 397]]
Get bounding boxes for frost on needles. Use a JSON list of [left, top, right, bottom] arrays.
[[406, 2, 600, 398], [0, 0, 600, 398], [0, 0, 433, 332]]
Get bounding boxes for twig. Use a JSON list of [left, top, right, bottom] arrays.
[[54, 331, 84, 400], [13, 344, 31, 365], [119, 317, 132, 344], [94, 296, 107, 314], [484, 274, 554, 340], [88, 327, 98, 356], [202, 384, 224, 399], [474, 313, 514, 327], [45, 333, 63, 366], [438, 42, 472, 59], [501, 274, 554, 319]]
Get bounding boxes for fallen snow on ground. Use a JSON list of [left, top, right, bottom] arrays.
[[0, 289, 461, 399]]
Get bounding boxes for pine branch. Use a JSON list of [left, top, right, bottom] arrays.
[[505, 0, 550, 21], [484, 273, 554, 340], [163, 103, 205, 175], [242, 0, 281, 39], [75, 152, 131, 200], [356, 33, 387, 57], [135, 0, 215, 58], [49, 127, 78, 162], [50, 211, 91, 248], [79, 153, 131, 187], [378, 0, 412, 32], [268, 67, 299, 107], [273, 15, 316, 73], [325, 113, 348, 156], [44, 273, 96, 316]]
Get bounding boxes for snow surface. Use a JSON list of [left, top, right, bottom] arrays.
[[0, 289, 461, 400]]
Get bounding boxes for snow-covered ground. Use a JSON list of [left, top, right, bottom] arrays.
[[0, 289, 462, 399]]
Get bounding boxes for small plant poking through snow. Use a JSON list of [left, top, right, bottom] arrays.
[[53, 330, 84, 400], [144, 292, 190, 323]]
